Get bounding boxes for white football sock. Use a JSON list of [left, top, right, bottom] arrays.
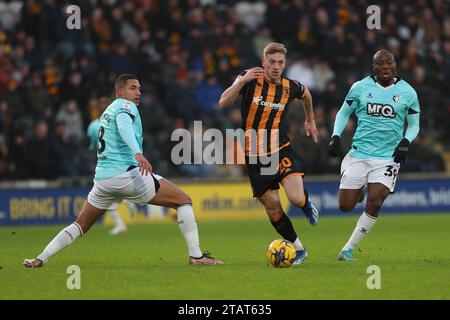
[[344, 211, 377, 250], [292, 238, 305, 251], [37, 222, 83, 264], [177, 204, 202, 258], [108, 209, 126, 229], [124, 201, 138, 216]]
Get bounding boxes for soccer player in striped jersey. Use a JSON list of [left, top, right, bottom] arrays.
[[219, 42, 319, 265], [328, 50, 420, 261], [24, 74, 223, 268]]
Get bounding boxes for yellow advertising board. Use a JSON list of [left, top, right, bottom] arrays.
[[176, 181, 290, 221], [103, 182, 291, 224]]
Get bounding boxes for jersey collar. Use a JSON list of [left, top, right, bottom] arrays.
[[264, 75, 283, 85], [370, 75, 402, 87]]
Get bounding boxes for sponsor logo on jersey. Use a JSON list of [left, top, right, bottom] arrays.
[[366, 103, 396, 118], [253, 96, 285, 110]]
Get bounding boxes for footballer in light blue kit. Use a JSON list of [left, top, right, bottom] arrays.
[[86, 96, 130, 235], [24, 74, 223, 268], [94, 97, 143, 180], [328, 50, 420, 261]]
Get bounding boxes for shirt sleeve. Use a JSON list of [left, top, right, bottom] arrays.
[[331, 104, 354, 137], [408, 89, 420, 114], [331, 83, 360, 137], [292, 80, 305, 99], [116, 112, 141, 154], [404, 88, 420, 142], [342, 82, 360, 110], [405, 113, 420, 143]]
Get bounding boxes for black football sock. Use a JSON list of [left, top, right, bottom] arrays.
[[270, 214, 298, 243]]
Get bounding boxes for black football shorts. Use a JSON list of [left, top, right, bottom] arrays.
[[245, 145, 304, 198]]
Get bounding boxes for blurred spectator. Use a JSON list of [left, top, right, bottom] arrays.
[[59, 71, 89, 115], [313, 61, 335, 93], [3, 80, 25, 118], [0, 1, 22, 31], [0, 132, 14, 179], [24, 121, 57, 179], [195, 75, 223, 116], [105, 43, 137, 75], [26, 71, 52, 117], [234, 1, 266, 31], [23, 36, 44, 71], [402, 134, 445, 172], [253, 26, 274, 60], [8, 130, 28, 179], [287, 57, 316, 90], [50, 120, 81, 177], [55, 100, 84, 143], [164, 77, 197, 120]]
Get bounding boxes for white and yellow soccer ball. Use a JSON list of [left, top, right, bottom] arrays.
[[266, 239, 297, 268]]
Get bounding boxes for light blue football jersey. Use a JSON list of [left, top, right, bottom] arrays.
[[86, 119, 100, 151], [94, 98, 143, 180], [344, 76, 420, 159]]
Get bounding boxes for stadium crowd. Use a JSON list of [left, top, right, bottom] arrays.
[[0, 0, 448, 181]]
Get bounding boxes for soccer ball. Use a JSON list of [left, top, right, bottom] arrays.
[[266, 239, 297, 268]]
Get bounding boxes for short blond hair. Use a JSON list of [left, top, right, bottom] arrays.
[[263, 42, 287, 58]]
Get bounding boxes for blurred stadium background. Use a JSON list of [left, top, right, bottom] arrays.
[[0, 0, 449, 224]]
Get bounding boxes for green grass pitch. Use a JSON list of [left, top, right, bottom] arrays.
[[1, 214, 449, 300]]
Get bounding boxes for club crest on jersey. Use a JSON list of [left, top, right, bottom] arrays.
[[100, 113, 112, 123], [282, 86, 290, 97], [367, 92, 373, 98], [393, 95, 399, 102], [366, 103, 396, 118]]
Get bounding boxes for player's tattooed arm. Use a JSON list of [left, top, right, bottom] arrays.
[[219, 67, 264, 108], [300, 86, 319, 143]]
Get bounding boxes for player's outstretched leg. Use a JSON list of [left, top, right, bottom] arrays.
[[301, 189, 319, 226], [149, 179, 223, 265], [123, 200, 139, 218], [338, 183, 389, 261], [281, 174, 319, 226], [108, 209, 128, 235], [336, 188, 364, 261], [259, 190, 307, 265], [23, 201, 105, 268]]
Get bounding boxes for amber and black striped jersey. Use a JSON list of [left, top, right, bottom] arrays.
[[239, 72, 305, 156]]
